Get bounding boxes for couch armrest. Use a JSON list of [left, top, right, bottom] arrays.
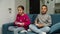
[[2, 22, 14, 34], [49, 22, 60, 34]]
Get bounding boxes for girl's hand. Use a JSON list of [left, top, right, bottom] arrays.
[[19, 23, 24, 26], [16, 22, 20, 24], [15, 22, 24, 26]]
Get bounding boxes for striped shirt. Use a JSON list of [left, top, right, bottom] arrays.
[[35, 14, 52, 26]]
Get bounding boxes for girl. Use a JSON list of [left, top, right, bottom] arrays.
[[8, 5, 30, 34]]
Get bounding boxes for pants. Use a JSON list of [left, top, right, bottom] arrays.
[[8, 26, 25, 34], [29, 24, 50, 34]]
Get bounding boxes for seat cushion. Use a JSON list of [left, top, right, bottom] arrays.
[[18, 32, 25, 34], [26, 31, 36, 34], [51, 14, 60, 25], [28, 14, 37, 24], [50, 22, 60, 34]]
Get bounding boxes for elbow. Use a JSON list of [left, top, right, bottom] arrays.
[[24, 22, 31, 26]]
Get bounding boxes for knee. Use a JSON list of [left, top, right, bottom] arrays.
[[29, 24, 34, 28], [45, 27, 50, 32], [46, 27, 50, 30], [29, 24, 35, 29], [14, 29, 19, 32], [8, 26, 14, 31]]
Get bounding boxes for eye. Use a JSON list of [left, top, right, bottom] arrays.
[[19, 10, 22, 11]]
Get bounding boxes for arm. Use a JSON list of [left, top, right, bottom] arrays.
[[35, 15, 39, 25], [43, 15, 52, 26], [23, 15, 31, 26], [35, 18, 44, 28], [14, 14, 20, 26], [35, 15, 44, 28], [37, 15, 52, 27], [35, 22, 44, 28]]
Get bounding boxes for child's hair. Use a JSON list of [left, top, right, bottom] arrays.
[[42, 5, 48, 11], [17, 5, 24, 10], [42, 5, 47, 8]]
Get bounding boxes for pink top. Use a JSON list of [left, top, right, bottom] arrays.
[[14, 14, 30, 30]]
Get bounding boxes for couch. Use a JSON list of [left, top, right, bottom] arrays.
[[2, 14, 60, 34]]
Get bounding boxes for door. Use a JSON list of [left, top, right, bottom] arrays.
[[29, 0, 40, 14]]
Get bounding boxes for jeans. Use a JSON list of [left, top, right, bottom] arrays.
[[29, 24, 50, 34], [8, 26, 25, 34]]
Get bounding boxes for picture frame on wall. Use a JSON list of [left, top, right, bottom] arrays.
[[55, 9, 60, 14]]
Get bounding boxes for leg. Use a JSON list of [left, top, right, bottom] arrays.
[[8, 26, 16, 31], [29, 24, 42, 33], [39, 26, 50, 32], [29, 24, 50, 34], [38, 26, 50, 34], [13, 27, 25, 34], [8, 26, 25, 34]]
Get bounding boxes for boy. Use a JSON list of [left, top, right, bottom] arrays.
[[29, 5, 52, 34]]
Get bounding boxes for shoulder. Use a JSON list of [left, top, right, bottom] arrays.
[[24, 13, 29, 18], [37, 14, 41, 17], [45, 14, 50, 16], [16, 14, 20, 17], [46, 14, 51, 18], [24, 13, 28, 16]]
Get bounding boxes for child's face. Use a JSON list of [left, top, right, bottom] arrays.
[[41, 6, 47, 14], [17, 7, 24, 15]]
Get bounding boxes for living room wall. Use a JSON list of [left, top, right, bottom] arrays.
[[0, 0, 15, 34]]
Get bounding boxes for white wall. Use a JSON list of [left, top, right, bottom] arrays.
[[45, 0, 55, 14], [55, 0, 60, 3], [26, 0, 29, 14], [55, 3, 60, 9], [0, 0, 15, 34], [0, 0, 15, 25], [40, 0, 45, 14], [15, 0, 26, 14]]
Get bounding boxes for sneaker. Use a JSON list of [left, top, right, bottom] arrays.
[[41, 32, 46, 34], [20, 30, 27, 33], [27, 29, 31, 31]]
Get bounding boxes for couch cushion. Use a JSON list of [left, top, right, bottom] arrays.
[[51, 14, 60, 25], [2, 23, 14, 34], [50, 22, 60, 34], [18, 32, 25, 34], [26, 31, 36, 34], [28, 14, 37, 24]]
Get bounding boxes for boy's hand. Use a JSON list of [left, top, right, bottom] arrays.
[[36, 23, 44, 28]]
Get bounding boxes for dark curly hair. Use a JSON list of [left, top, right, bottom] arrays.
[[17, 5, 24, 10]]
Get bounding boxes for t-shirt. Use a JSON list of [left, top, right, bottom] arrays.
[[35, 14, 52, 26]]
